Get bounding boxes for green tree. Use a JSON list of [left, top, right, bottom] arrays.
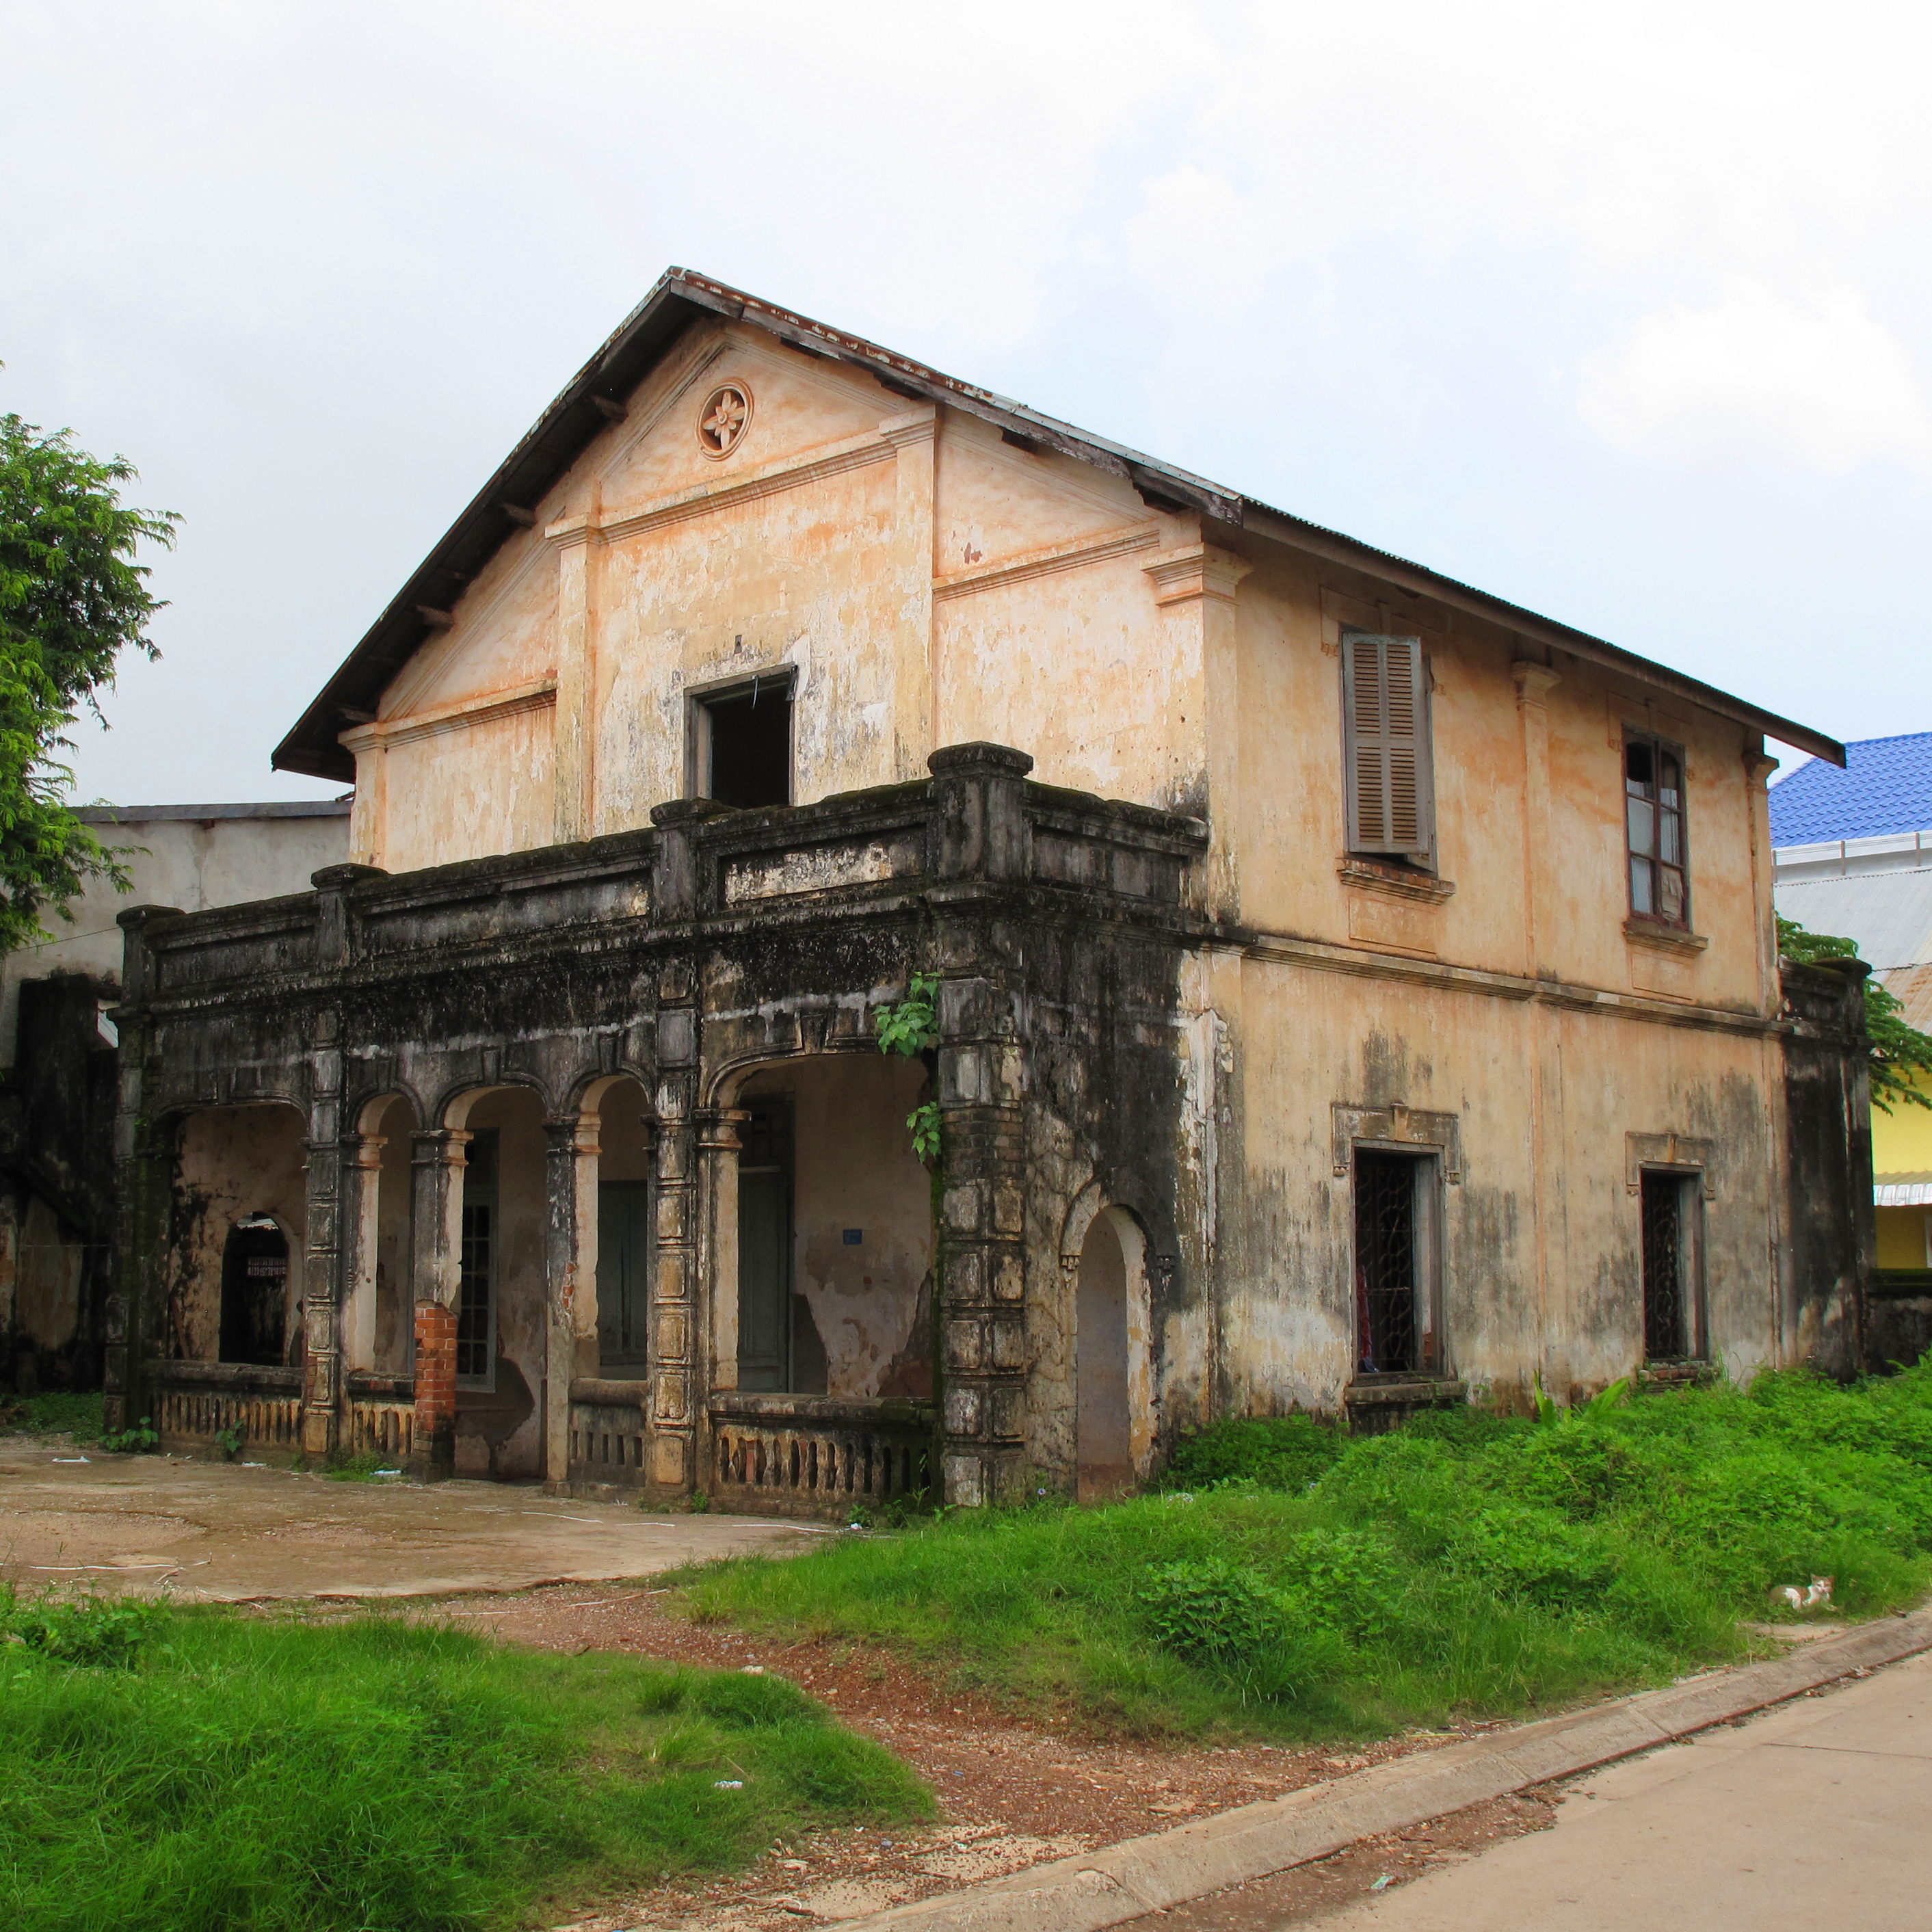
[[0, 396, 177, 953], [1778, 914, 1932, 1113]]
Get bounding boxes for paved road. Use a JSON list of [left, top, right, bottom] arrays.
[[1296, 1648, 1932, 1932], [0, 1438, 821, 1598]]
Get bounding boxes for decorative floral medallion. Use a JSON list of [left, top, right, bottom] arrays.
[[697, 383, 752, 458]]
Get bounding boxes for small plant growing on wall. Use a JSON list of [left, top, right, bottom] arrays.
[[875, 972, 942, 1167], [213, 1425, 243, 1461]]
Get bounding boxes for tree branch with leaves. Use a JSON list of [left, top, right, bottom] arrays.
[[1778, 914, 1932, 1113], [0, 395, 177, 954]]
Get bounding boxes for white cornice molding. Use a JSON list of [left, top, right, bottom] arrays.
[[933, 522, 1163, 604], [340, 678, 557, 754], [1143, 543, 1254, 607]]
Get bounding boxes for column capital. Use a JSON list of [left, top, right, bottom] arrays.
[[1512, 661, 1562, 706]]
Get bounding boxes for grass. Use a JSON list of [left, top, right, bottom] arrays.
[[682, 1363, 1932, 1743], [0, 1596, 931, 1932], [0, 1389, 104, 1441]]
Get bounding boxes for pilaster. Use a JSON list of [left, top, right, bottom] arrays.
[[341, 1132, 386, 1373], [552, 517, 596, 843], [882, 406, 939, 778], [1143, 543, 1252, 917]]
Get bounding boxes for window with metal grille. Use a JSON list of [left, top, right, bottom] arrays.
[[1625, 732, 1689, 925], [457, 1130, 498, 1388], [1342, 632, 1434, 862], [1640, 1169, 1696, 1361], [1353, 1150, 1435, 1375]]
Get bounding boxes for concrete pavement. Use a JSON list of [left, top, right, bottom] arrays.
[[1295, 1649, 1932, 1932], [0, 1438, 821, 1598]]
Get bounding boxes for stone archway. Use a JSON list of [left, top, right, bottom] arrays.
[[1073, 1204, 1153, 1502]]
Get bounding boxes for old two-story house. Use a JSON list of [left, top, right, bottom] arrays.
[[105, 270, 1872, 1511]]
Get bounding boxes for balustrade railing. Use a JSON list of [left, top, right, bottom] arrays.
[[710, 1394, 933, 1517]]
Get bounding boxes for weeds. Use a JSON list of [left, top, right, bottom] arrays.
[[685, 1363, 1932, 1741], [0, 1390, 104, 1441], [97, 1414, 159, 1454], [327, 1448, 402, 1483], [0, 1604, 930, 1932]]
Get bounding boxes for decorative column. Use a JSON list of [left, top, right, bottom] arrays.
[[409, 1126, 471, 1479], [648, 969, 700, 1494], [543, 1112, 600, 1488], [926, 743, 1035, 1506], [105, 904, 183, 1435], [299, 1008, 349, 1459]]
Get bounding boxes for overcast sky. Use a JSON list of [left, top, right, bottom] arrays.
[[7, 0, 1929, 804]]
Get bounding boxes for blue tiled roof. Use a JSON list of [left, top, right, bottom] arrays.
[[1769, 732, 1932, 845]]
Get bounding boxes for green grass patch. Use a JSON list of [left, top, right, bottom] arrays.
[[0, 1594, 931, 1932], [0, 1389, 104, 1441], [683, 1363, 1932, 1742]]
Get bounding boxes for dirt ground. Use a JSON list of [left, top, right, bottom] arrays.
[[422, 1581, 1539, 1931], [0, 1437, 815, 1598]]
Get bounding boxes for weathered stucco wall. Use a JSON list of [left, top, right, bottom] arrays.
[[166, 1103, 309, 1364], [735, 1056, 934, 1401]]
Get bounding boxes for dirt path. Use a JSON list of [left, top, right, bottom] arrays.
[[427, 1582, 1529, 1931]]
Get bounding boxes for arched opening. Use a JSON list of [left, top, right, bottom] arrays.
[[169, 1102, 308, 1365], [346, 1092, 418, 1374], [726, 1056, 933, 1399], [444, 1085, 547, 1478], [591, 1076, 652, 1377], [219, 1215, 290, 1366], [1075, 1206, 1152, 1503]]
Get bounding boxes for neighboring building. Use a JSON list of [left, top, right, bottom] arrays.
[[1771, 733, 1932, 1364], [0, 802, 349, 1388], [107, 270, 1871, 1509]]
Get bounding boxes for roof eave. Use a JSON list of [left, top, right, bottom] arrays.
[[1237, 502, 1845, 767]]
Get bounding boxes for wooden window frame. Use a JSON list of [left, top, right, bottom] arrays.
[[1341, 631, 1436, 868], [685, 667, 797, 808], [1624, 728, 1691, 928]]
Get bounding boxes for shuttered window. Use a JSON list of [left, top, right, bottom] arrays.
[[1342, 632, 1434, 859]]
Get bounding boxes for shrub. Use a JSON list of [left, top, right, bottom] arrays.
[[0, 1591, 165, 1668], [1162, 1414, 1343, 1492]]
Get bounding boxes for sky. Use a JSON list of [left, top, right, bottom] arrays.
[[5, 0, 1930, 804]]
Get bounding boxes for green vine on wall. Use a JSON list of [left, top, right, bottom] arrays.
[[876, 972, 942, 1166]]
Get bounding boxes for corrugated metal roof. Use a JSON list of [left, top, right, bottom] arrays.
[[1768, 732, 1932, 843], [1773, 868, 1932, 972]]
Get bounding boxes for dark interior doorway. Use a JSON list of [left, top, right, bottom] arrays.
[[597, 1180, 651, 1373], [737, 1096, 794, 1392], [219, 1216, 289, 1366], [700, 678, 793, 810], [1353, 1151, 1432, 1375], [1075, 1210, 1134, 1502], [1641, 1170, 1695, 1360]]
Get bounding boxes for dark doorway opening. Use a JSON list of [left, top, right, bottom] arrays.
[[1641, 1170, 1695, 1361], [1075, 1210, 1134, 1502], [597, 1180, 651, 1373], [219, 1216, 289, 1366], [700, 678, 793, 810], [1353, 1151, 1433, 1375], [737, 1096, 794, 1392]]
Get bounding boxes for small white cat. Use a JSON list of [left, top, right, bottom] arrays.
[[1769, 1574, 1834, 1611]]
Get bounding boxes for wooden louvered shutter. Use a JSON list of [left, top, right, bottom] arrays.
[[1342, 633, 1433, 857]]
